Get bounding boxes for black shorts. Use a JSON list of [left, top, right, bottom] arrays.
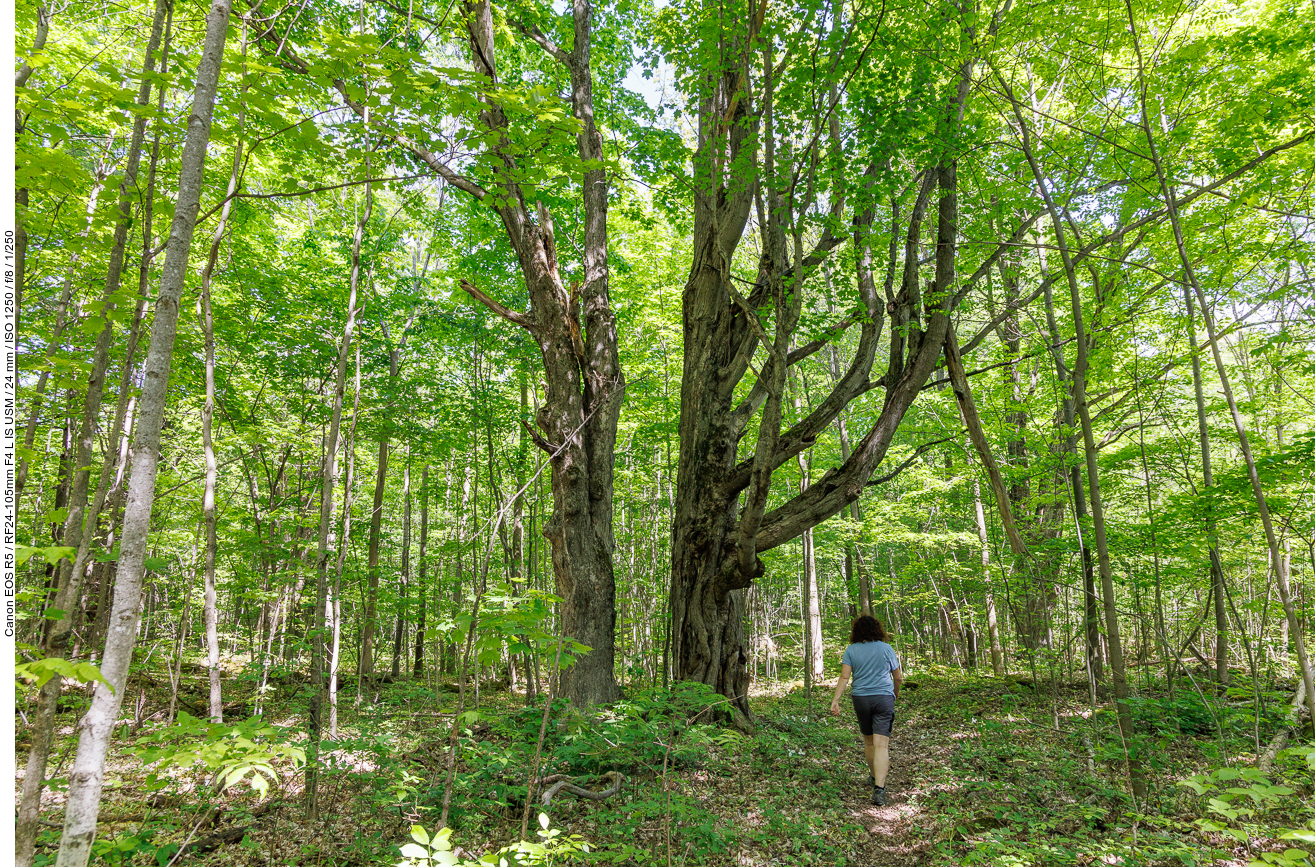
[[852, 694, 896, 737]]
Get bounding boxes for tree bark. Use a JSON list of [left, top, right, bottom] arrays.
[[54, 2, 234, 863]]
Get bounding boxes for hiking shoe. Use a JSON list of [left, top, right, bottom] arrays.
[[868, 774, 875, 788], [872, 786, 887, 806]]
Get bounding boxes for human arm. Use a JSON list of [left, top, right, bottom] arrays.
[[830, 663, 851, 715], [892, 666, 903, 700]]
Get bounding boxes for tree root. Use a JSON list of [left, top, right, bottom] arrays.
[[538, 772, 624, 806]]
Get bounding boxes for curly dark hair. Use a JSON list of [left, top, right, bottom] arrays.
[[849, 615, 887, 644]]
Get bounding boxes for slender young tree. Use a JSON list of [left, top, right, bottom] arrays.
[[1124, 0, 1315, 722], [15, 4, 169, 862], [308, 175, 371, 816], [197, 22, 248, 723], [54, 1, 236, 863]]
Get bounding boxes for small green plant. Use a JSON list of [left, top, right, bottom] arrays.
[[16, 545, 77, 568], [90, 828, 179, 867], [132, 712, 305, 797], [398, 814, 591, 867], [1179, 765, 1311, 865], [16, 651, 114, 693]]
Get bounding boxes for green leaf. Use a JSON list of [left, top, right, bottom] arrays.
[[399, 843, 430, 859]]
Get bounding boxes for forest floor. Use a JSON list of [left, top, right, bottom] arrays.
[[17, 663, 1315, 867]]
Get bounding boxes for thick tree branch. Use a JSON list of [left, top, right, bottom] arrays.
[[508, 17, 571, 66], [944, 325, 1028, 558], [460, 279, 535, 330]]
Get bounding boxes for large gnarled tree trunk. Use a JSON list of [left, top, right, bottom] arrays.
[[669, 3, 982, 716], [260, 0, 624, 708]]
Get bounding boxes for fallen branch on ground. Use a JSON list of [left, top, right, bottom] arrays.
[[1260, 678, 1309, 776], [539, 771, 625, 806]]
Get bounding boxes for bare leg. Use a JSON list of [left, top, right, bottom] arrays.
[[873, 733, 891, 787], [863, 734, 878, 782]]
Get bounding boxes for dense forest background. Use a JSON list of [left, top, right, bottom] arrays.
[[10, 0, 1315, 863]]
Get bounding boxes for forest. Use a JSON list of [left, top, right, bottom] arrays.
[[9, 0, 1315, 863]]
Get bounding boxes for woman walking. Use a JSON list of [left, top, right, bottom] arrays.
[[830, 615, 903, 805]]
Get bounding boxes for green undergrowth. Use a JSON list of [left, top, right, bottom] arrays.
[[909, 673, 1314, 867], [22, 664, 1315, 867]]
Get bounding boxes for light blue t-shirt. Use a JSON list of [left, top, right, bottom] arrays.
[[842, 641, 900, 696]]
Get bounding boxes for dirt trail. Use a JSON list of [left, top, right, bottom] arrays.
[[841, 693, 954, 866]]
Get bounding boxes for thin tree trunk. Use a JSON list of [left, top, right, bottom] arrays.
[[414, 464, 429, 679], [1124, 0, 1311, 722], [945, 328, 1028, 560], [199, 24, 247, 723], [15, 5, 168, 862], [1183, 262, 1230, 686], [828, 346, 868, 615], [1002, 78, 1143, 800], [1133, 347, 1171, 691], [54, 3, 234, 863], [361, 434, 388, 681], [307, 164, 371, 818], [393, 457, 412, 680], [971, 479, 1005, 675], [331, 342, 362, 738], [169, 528, 199, 725]]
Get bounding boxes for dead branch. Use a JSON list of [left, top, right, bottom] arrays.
[[540, 771, 625, 806]]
